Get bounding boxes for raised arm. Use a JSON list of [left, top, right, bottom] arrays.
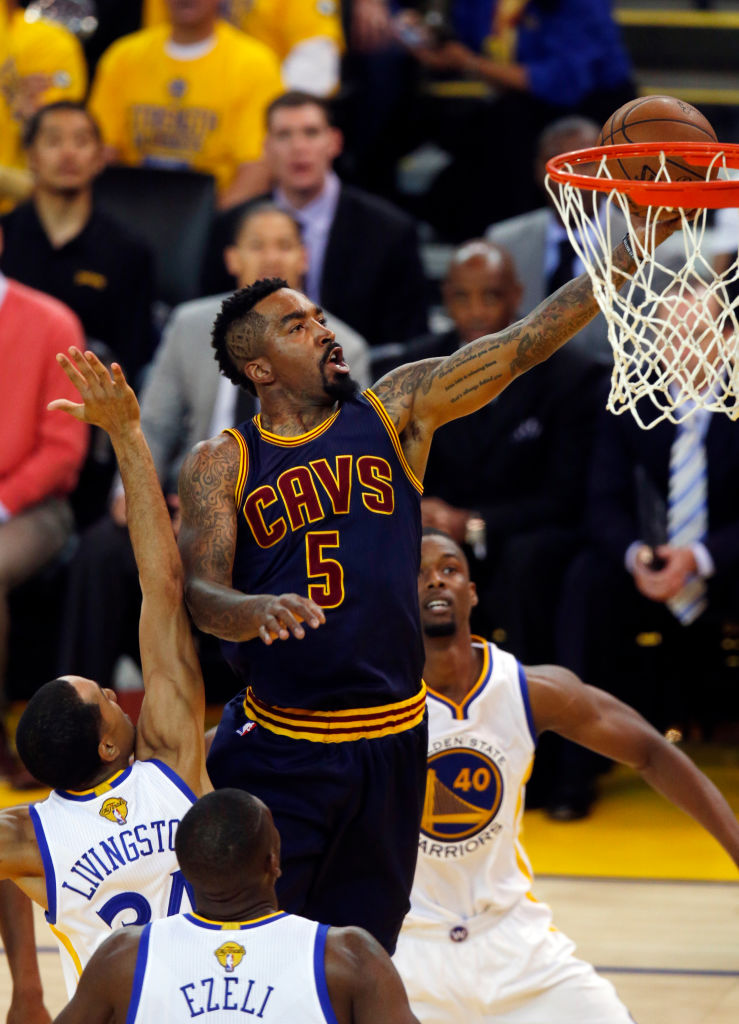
[[48, 349, 208, 795], [372, 225, 674, 480], [527, 665, 739, 870], [324, 926, 420, 1024], [178, 437, 326, 644]]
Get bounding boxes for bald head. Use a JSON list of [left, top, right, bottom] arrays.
[[175, 789, 277, 892], [443, 240, 522, 344], [536, 116, 600, 200]]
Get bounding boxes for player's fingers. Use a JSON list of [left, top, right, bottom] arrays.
[[286, 595, 326, 628], [47, 398, 83, 418], [262, 613, 293, 642], [56, 350, 89, 389], [110, 362, 127, 387], [273, 606, 306, 639], [83, 349, 113, 385], [257, 623, 275, 645]]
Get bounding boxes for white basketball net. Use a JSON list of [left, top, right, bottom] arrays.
[[546, 150, 739, 429]]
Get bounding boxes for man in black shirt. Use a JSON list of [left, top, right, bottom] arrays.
[[0, 101, 154, 388]]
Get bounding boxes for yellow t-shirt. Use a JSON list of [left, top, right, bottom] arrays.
[[10, 10, 87, 105], [0, 12, 87, 173], [0, 5, 15, 170], [88, 22, 283, 194], [143, 0, 343, 62]]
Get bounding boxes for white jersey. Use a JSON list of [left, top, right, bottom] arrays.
[[407, 638, 536, 927], [395, 640, 633, 1023], [29, 759, 196, 996], [129, 910, 336, 1023]]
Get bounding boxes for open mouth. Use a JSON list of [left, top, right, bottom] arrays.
[[325, 345, 349, 372], [424, 598, 451, 613]]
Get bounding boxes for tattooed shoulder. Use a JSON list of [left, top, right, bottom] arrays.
[[179, 434, 240, 518], [372, 359, 441, 428]]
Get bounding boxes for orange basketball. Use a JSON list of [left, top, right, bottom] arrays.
[[599, 95, 717, 187]]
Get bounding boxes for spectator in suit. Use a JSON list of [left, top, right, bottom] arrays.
[[487, 115, 618, 365], [88, 0, 283, 209], [0, 255, 89, 783], [374, 237, 605, 666], [58, 200, 370, 692], [553, 286, 739, 818], [202, 90, 429, 347]]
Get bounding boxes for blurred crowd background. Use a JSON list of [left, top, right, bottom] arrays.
[[1, 0, 739, 818]]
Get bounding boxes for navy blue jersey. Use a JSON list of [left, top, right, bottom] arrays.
[[223, 390, 424, 711]]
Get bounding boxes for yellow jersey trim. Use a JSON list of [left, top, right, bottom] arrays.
[[48, 922, 83, 977], [363, 390, 424, 494], [425, 636, 491, 720], [224, 427, 250, 509], [65, 767, 128, 797], [242, 683, 427, 743], [514, 755, 534, 885], [253, 409, 340, 447], [190, 910, 283, 928]]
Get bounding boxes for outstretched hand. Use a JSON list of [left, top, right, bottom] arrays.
[[48, 347, 140, 436]]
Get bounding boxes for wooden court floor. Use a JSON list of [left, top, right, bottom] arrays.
[[1, 742, 737, 1021]]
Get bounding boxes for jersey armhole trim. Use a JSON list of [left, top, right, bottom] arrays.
[[516, 661, 537, 745], [223, 426, 249, 510], [28, 804, 56, 924], [125, 921, 152, 1024], [313, 923, 340, 1024], [146, 759, 198, 804], [363, 389, 423, 495]]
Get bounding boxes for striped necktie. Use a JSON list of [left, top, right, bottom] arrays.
[[666, 418, 708, 625]]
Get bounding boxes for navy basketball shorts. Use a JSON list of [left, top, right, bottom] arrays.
[[207, 688, 428, 954]]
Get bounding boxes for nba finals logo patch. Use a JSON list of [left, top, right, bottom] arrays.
[[99, 797, 129, 826], [421, 748, 503, 842], [215, 941, 245, 973]]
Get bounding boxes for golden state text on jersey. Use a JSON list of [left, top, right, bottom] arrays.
[[225, 391, 424, 710]]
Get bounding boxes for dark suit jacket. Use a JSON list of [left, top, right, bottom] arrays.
[[201, 185, 429, 346], [420, 332, 607, 542], [587, 397, 739, 578]]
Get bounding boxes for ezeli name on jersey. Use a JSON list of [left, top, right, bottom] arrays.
[[180, 977, 274, 1019], [61, 817, 181, 900]]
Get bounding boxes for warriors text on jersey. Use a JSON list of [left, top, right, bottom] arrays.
[[224, 390, 425, 714], [29, 759, 196, 996], [128, 911, 338, 1023], [408, 639, 536, 926]]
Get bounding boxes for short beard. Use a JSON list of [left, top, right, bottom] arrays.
[[322, 374, 360, 402], [422, 620, 457, 638]]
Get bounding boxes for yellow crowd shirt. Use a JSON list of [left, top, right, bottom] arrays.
[[143, 0, 343, 62], [0, 4, 14, 168], [1, 11, 86, 172], [88, 21, 283, 193]]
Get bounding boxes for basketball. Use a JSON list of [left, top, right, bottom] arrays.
[[598, 94, 717, 196]]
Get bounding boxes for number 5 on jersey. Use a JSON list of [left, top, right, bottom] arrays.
[[305, 531, 344, 608]]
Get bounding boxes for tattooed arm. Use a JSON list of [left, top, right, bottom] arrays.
[[178, 434, 326, 644], [373, 225, 674, 479]]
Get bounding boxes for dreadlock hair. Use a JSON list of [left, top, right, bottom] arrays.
[[211, 277, 289, 395], [15, 679, 103, 790]]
